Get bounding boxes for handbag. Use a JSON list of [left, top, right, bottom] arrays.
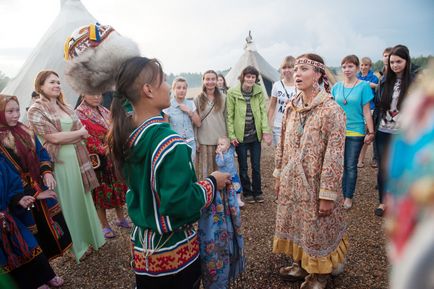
[[89, 153, 101, 169]]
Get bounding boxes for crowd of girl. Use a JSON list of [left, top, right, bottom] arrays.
[[0, 42, 422, 289]]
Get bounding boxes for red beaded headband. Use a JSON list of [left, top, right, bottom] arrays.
[[295, 58, 325, 71]]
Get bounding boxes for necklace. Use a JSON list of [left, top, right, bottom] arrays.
[[341, 79, 359, 105]]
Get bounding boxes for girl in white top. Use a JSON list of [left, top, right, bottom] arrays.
[[268, 56, 296, 145]]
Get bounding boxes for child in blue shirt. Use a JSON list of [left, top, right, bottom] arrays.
[[215, 136, 244, 207]]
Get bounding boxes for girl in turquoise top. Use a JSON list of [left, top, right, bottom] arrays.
[[331, 55, 374, 209]]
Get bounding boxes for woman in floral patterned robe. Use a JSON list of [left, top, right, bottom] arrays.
[[75, 94, 128, 239], [273, 54, 348, 289]]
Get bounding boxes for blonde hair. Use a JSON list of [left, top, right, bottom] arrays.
[[171, 76, 188, 90], [218, 136, 230, 145], [361, 57, 372, 66], [280, 56, 295, 69], [34, 70, 67, 105]]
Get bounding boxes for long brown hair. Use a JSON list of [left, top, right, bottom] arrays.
[[296, 53, 331, 93], [197, 70, 224, 112], [34, 70, 67, 105], [107, 57, 163, 174]]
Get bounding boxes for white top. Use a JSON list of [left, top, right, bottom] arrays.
[[271, 80, 296, 128]]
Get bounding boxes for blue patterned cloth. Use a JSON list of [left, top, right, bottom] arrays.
[[198, 184, 245, 289]]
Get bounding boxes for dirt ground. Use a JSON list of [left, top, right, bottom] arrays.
[[51, 144, 389, 289]]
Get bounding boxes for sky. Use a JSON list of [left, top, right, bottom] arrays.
[[0, 0, 433, 78]]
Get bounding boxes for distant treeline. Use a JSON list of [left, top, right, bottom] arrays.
[[1, 56, 432, 91], [166, 69, 230, 88], [329, 55, 433, 75]]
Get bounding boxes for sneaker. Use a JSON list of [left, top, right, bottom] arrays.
[[343, 198, 352, 209], [254, 195, 264, 203], [244, 195, 255, 204], [279, 263, 308, 281], [237, 194, 245, 208], [300, 274, 329, 289]]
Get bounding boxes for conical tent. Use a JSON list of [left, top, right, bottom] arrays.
[[2, 0, 97, 115], [225, 32, 280, 97]]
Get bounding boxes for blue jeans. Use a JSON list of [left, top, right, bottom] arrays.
[[343, 136, 364, 199], [235, 140, 262, 197], [375, 131, 392, 204]]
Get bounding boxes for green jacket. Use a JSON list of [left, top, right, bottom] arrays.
[[226, 83, 270, 142]]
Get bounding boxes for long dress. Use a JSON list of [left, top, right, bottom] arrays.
[[0, 132, 72, 260], [273, 91, 348, 274], [0, 157, 55, 289], [54, 117, 105, 261]]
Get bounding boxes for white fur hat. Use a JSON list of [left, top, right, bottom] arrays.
[[64, 23, 140, 94]]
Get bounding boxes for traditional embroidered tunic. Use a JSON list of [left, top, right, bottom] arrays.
[[273, 91, 348, 274], [124, 116, 216, 277]]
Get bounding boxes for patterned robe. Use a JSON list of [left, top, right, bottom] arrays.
[[273, 90, 348, 274]]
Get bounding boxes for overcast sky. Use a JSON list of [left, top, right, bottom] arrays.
[[0, 0, 433, 78]]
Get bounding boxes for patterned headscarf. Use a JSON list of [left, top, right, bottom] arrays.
[[0, 95, 40, 180]]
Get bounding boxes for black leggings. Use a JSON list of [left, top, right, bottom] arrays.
[[135, 259, 201, 289]]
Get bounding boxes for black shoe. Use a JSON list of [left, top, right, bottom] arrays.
[[254, 195, 264, 203], [244, 195, 255, 204], [374, 207, 385, 217]]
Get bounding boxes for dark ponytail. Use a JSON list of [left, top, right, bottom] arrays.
[[107, 56, 163, 176]]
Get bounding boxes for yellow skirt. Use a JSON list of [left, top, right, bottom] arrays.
[[273, 235, 349, 274]]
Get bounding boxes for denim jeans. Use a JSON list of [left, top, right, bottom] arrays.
[[235, 140, 262, 197], [375, 131, 392, 204], [343, 136, 364, 199]]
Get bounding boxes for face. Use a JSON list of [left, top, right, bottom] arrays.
[[294, 62, 320, 92], [389, 55, 407, 76], [40, 73, 61, 98], [217, 76, 225, 89], [281, 65, 294, 80], [4, 100, 20, 127], [242, 74, 257, 90], [203, 73, 217, 91], [217, 138, 230, 152], [83, 94, 102, 107], [360, 62, 371, 75], [341, 62, 358, 79], [383, 52, 390, 66], [173, 81, 187, 100], [152, 74, 170, 109]]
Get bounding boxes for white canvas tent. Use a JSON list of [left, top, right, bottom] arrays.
[[225, 32, 280, 97], [2, 0, 97, 115]]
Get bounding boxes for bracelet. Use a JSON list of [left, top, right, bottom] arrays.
[[367, 132, 375, 135]]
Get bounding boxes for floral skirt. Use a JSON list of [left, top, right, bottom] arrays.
[[93, 168, 127, 209]]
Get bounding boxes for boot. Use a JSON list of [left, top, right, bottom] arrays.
[[300, 273, 329, 289], [278, 262, 308, 281]]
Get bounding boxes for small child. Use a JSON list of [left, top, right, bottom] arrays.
[[163, 77, 201, 162], [215, 136, 245, 207]]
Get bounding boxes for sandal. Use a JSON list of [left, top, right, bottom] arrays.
[[102, 227, 116, 239], [48, 276, 64, 287], [115, 219, 131, 229], [357, 162, 365, 168]]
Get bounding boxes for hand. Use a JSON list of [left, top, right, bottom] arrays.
[[364, 133, 375, 144], [318, 199, 334, 217], [79, 126, 90, 139], [210, 171, 231, 190], [18, 195, 35, 209], [262, 133, 272, 146], [37, 190, 57, 200], [231, 139, 239, 147], [178, 104, 190, 114], [43, 173, 56, 190]]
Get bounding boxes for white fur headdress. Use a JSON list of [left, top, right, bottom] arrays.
[[64, 23, 140, 94]]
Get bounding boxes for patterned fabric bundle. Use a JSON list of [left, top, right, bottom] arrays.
[[198, 183, 245, 289]]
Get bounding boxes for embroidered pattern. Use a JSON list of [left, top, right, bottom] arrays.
[[132, 234, 200, 276], [197, 178, 215, 208]]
